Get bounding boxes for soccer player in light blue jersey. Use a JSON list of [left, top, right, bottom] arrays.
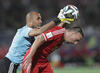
[[0, 11, 63, 73]]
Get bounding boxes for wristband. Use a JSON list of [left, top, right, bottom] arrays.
[[53, 18, 61, 25]]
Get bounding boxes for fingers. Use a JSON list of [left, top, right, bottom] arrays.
[[24, 59, 32, 69], [23, 56, 27, 62], [27, 63, 31, 73], [23, 56, 28, 68], [23, 56, 32, 69], [24, 60, 29, 69], [62, 21, 71, 24]]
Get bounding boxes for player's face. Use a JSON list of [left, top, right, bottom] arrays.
[[32, 13, 42, 28], [64, 31, 83, 45]]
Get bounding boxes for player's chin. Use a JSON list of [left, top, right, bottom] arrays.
[[38, 24, 42, 27], [36, 24, 41, 28]]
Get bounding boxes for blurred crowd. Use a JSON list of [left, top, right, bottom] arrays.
[[0, 0, 100, 30], [0, 0, 100, 66]]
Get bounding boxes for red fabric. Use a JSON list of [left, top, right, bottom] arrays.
[[42, 26, 65, 41], [23, 26, 64, 73], [22, 48, 31, 73], [31, 63, 53, 73]]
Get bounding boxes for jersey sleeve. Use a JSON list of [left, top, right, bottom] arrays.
[[42, 26, 65, 41], [23, 28, 33, 38]]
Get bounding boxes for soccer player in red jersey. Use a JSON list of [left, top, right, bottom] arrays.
[[23, 22, 83, 73]]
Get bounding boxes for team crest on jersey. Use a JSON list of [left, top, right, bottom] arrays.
[[46, 32, 53, 38]]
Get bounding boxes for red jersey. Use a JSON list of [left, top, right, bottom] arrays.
[[35, 26, 65, 61], [23, 26, 65, 73]]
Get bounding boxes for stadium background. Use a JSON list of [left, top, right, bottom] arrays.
[[0, 0, 100, 73]]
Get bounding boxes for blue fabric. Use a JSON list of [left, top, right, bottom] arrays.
[[6, 25, 34, 64]]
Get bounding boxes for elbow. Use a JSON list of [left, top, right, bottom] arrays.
[[38, 29, 42, 34], [35, 29, 42, 35]]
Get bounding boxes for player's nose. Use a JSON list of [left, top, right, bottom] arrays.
[[40, 20, 42, 24]]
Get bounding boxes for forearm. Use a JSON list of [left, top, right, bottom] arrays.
[[39, 21, 56, 33], [29, 19, 61, 37], [39, 18, 61, 33], [29, 35, 45, 57], [33, 21, 59, 35], [39, 21, 70, 35]]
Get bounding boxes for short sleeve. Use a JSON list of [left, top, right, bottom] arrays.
[[23, 27, 33, 38], [42, 26, 65, 41]]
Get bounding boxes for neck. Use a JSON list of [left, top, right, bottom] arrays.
[[26, 23, 35, 28]]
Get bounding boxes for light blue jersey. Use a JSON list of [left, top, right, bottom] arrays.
[[6, 25, 34, 64]]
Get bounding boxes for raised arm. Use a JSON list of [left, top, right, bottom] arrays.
[[29, 21, 58, 37], [29, 21, 69, 37], [28, 5, 78, 37]]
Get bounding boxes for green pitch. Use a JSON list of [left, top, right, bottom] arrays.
[[17, 66, 100, 73], [53, 67, 100, 73]]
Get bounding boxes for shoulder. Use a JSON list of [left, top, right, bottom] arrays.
[[18, 26, 32, 32]]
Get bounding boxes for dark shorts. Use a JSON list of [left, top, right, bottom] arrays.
[[0, 57, 19, 73]]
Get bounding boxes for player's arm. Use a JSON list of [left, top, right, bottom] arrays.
[[28, 5, 79, 37], [28, 19, 61, 37], [28, 5, 73, 37], [29, 20, 70, 37], [23, 34, 46, 69], [28, 35, 45, 57]]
